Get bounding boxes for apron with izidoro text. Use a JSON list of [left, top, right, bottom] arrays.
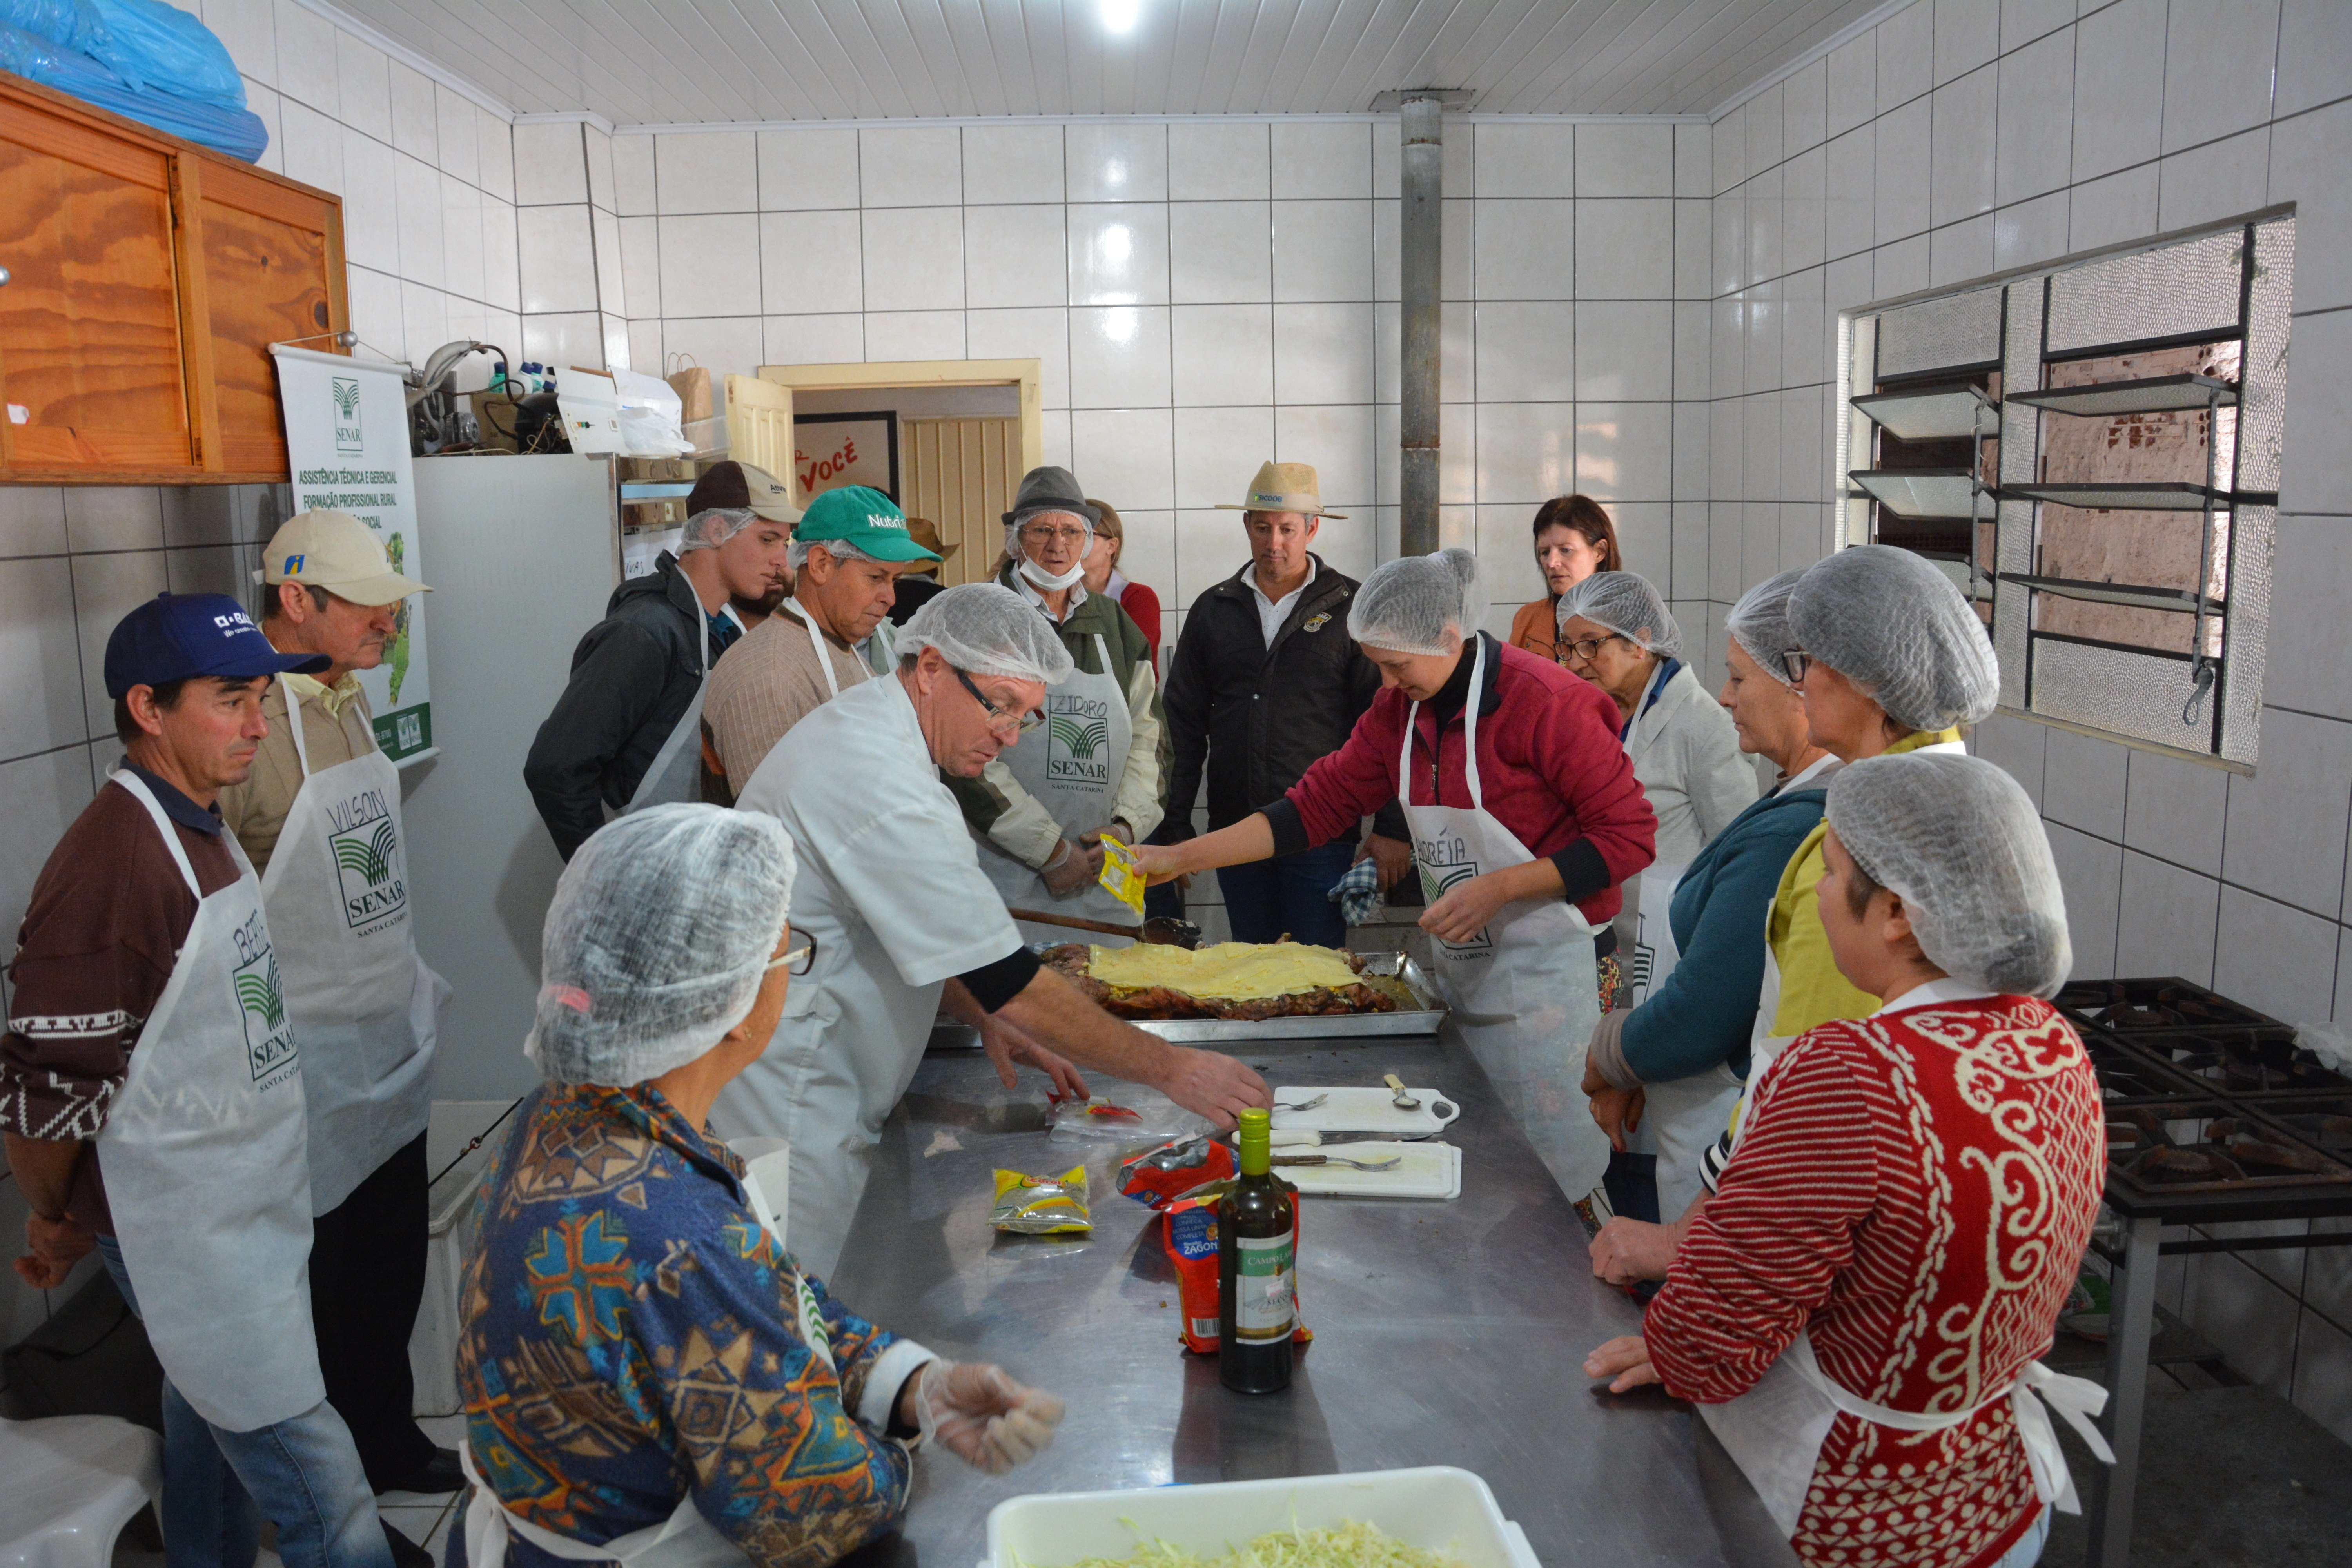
[[1399, 637, 1608, 1200], [261, 678, 446, 1214], [96, 773, 324, 1433], [976, 630, 1137, 944]]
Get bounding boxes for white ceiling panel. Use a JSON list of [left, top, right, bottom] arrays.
[[323, 0, 1893, 123]]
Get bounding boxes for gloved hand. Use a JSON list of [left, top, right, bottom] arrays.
[[913, 1360, 1066, 1474], [1040, 838, 1100, 897]]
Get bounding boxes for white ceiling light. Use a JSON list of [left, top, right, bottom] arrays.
[[1100, 0, 1141, 36]]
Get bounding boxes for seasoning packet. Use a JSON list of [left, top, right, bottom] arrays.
[[1163, 1192, 1311, 1354], [991, 1165, 1092, 1234], [1097, 835, 1147, 916], [1045, 1091, 1206, 1145], [1119, 1134, 1236, 1209]]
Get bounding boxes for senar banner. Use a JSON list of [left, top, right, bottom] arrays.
[[268, 345, 434, 764]]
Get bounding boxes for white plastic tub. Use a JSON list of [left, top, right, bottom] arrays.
[[982, 1466, 1541, 1568]]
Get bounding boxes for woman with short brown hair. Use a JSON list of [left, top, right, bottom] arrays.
[[1508, 495, 1622, 663]]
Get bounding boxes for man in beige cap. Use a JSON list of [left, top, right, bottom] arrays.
[[221, 508, 461, 1508], [1161, 462, 1411, 945]]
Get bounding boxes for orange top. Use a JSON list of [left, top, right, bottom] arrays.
[[1507, 597, 1563, 664]]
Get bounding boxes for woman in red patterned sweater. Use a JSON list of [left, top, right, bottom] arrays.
[[1586, 753, 2112, 1568]]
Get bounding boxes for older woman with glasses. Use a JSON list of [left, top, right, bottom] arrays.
[[451, 804, 1067, 1568]]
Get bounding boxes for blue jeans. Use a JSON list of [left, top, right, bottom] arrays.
[[1218, 840, 1358, 947], [98, 1236, 391, 1568], [1991, 1506, 2050, 1568]]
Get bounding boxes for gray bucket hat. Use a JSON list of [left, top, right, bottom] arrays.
[[1002, 466, 1102, 531]]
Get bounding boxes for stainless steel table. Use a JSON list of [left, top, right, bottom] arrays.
[[826, 1027, 1794, 1565]]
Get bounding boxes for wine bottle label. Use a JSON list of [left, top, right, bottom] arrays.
[[1233, 1230, 1296, 1341]]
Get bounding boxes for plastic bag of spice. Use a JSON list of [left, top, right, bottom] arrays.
[[990, 1165, 1092, 1234], [1120, 1134, 1235, 1209], [1162, 1192, 1311, 1354]]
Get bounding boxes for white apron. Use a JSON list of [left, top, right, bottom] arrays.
[[1619, 859, 1737, 1220], [1699, 1327, 2115, 1539], [260, 679, 445, 1214], [614, 605, 737, 818], [1400, 638, 1608, 1199], [976, 631, 1137, 944], [96, 773, 324, 1433]]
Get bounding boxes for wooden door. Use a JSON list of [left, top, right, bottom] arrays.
[[725, 373, 795, 495], [184, 154, 348, 476], [902, 417, 1020, 587], [0, 93, 192, 475]]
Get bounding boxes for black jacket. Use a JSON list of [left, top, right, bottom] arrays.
[[524, 553, 723, 860], [1162, 555, 1406, 843]]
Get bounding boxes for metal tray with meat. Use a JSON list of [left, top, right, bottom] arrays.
[[1037, 941, 1450, 1040]]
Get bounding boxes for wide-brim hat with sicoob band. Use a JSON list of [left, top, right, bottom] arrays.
[[1216, 460, 1347, 519], [256, 509, 432, 606], [795, 485, 942, 563]]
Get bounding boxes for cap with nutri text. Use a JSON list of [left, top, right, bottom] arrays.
[[795, 485, 941, 563], [104, 593, 330, 697]]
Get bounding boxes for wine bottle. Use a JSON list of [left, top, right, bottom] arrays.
[[1218, 1107, 1296, 1394]]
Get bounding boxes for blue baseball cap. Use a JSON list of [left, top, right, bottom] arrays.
[[103, 593, 330, 698]]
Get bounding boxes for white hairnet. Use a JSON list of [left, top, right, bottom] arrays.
[[1787, 545, 1999, 732], [1556, 571, 1682, 657], [1347, 548, 1485, 656], [1826, 753, 2069, 997], [678, 507, 760, 554], [528, 804, 797, 1087], [898, 583, 1076, 685], [1726, 568, 1808, 685], [787, 535, 878, 572]]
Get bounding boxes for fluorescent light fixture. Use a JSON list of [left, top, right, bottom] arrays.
[[1100, 0, 1141, 34]]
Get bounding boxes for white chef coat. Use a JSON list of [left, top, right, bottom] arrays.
[[712, 671, 1024, 1279]]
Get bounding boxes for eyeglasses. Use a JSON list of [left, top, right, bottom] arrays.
[[955, 666, 1045, 737], [1020, 523, 1091, 548], [1559, 633, 1625, 665], [767, 936, 816, 977], [1783, 649, 1812, 681]]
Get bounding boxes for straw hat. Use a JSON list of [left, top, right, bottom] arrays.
[[1215, 460, 1347, 519], [904, 516, 959, 560]]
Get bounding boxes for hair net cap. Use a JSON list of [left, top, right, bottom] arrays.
[[1826, 753, 2070, 998], [1347, 548, 1485, 657], [678, 507, 759, 554], [528, 804, 797, 1087], [898, 583, 1077, 686], [1787, 545, 1999, 732], [1557, 571, 1682, 657], [1726, 568, 1809, 685]]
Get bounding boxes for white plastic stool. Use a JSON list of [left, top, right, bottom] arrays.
[[0, 1415, 162, 1568]]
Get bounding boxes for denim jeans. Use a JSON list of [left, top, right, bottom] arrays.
[[1990, 1506, 2051, 1568], [97, 1236, 392, 1568], [1217, 839, 1358, 947]]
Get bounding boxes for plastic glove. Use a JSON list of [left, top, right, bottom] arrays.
[[1040, 838, 1100, 897], [914, 1359, 1066, 1474]]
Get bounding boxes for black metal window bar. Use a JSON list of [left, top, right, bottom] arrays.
[[1847, 380, 2000, 603]]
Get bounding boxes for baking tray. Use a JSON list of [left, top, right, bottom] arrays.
[[1122, 952, 1450, 1042]]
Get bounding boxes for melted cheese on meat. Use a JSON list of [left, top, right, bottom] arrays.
[[1087, 941, 1361, 1001]]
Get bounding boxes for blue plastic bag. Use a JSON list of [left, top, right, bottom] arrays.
[[85, 0, 242, 106], [0, 0, 108, 54], [0, 18, 267, 161]]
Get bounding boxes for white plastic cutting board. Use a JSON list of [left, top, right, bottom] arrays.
[[1272, 1141, 1459, 1199], [1270, 1085, 1461, 1136]]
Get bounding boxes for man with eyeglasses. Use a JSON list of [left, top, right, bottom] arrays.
[[946, 466, 1168, 945], [716, 584, 1270, 1279]]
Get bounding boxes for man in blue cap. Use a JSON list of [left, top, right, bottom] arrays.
[[1, 593, 404, 1568]]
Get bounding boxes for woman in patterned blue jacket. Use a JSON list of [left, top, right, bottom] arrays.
[[450, 805, 1063, 1568]]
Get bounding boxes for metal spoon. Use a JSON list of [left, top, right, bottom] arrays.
[[1383, 1073, 1422, 1111], [1272, 1152, 1403, 1171]]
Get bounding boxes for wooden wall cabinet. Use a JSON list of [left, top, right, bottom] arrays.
[[0, 73, 347, 484]]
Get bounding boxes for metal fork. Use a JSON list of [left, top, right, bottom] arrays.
[[1272, 1093, 1330, 1115], [1271, 1152, 1403, 1171]]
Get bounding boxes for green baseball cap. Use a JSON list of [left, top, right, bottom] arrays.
[[795, 485, 941, 563]]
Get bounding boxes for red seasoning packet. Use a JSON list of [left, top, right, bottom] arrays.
[[1163, 1193, 1311, 1355], [1119, 1135, 1235, 1209]]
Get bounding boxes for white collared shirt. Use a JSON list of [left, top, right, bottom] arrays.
[[1249, 557, 1317, 646], [1874, 976, 1996, 1015]]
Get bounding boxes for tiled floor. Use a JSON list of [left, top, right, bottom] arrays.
[[109, 1416, 470, 1568]]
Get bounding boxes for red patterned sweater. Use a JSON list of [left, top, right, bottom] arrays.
[[1644, 993, 2105, 1568]]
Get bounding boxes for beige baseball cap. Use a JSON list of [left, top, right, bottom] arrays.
[[737, 461, 803, 524], [257, 509, 432, 606], [1215, 460, 1347, 519]]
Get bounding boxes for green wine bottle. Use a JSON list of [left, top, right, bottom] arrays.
[[1218, 1107, 1296, 1394]]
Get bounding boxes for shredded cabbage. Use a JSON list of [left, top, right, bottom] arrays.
[[1040, 1519, 1466, 1568]]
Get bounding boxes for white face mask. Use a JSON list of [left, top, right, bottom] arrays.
[[1016, 553, 1087, 593]]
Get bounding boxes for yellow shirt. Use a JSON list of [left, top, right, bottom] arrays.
[[1766, 727, 1963, 1036], [219, 675, 377, 878]]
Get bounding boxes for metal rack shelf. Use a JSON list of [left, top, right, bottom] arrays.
[[2009, 373, 2238, 418], [2008, 573, 2224, 616], [2004, 481, 2232, 512], [1851, 385, 2001, 440], [1848, 470, 1998, 520]]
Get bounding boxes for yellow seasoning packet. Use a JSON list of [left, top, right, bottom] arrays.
[[1097, 834, 1147, 916], [991, 1165, 1092, 1234]]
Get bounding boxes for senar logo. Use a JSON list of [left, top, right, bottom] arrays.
[[332, 377, 363, 454], [1043, 693, 1112, 788], [233, 945, 299, 1085], [326, 790, 408, 934]]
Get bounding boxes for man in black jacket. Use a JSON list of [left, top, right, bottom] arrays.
[[1162, 461, 1410, 946], [524, 475, 795, 859]]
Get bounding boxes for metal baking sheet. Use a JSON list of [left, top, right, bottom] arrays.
[[1126, 952, 1451, 1042]]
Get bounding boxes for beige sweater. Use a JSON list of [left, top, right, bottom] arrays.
[[220, 676, 378, 878], [702, 599, 893, 797]]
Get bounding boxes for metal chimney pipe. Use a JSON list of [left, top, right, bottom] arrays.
[[1397, 92, 1444, 559]]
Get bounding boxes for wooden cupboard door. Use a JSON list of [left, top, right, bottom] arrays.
[[0, 99, 192, 473], [187, 154, 347, 475]]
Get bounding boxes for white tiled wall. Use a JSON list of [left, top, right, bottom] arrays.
[[1704, 0, 2352, 1437]]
